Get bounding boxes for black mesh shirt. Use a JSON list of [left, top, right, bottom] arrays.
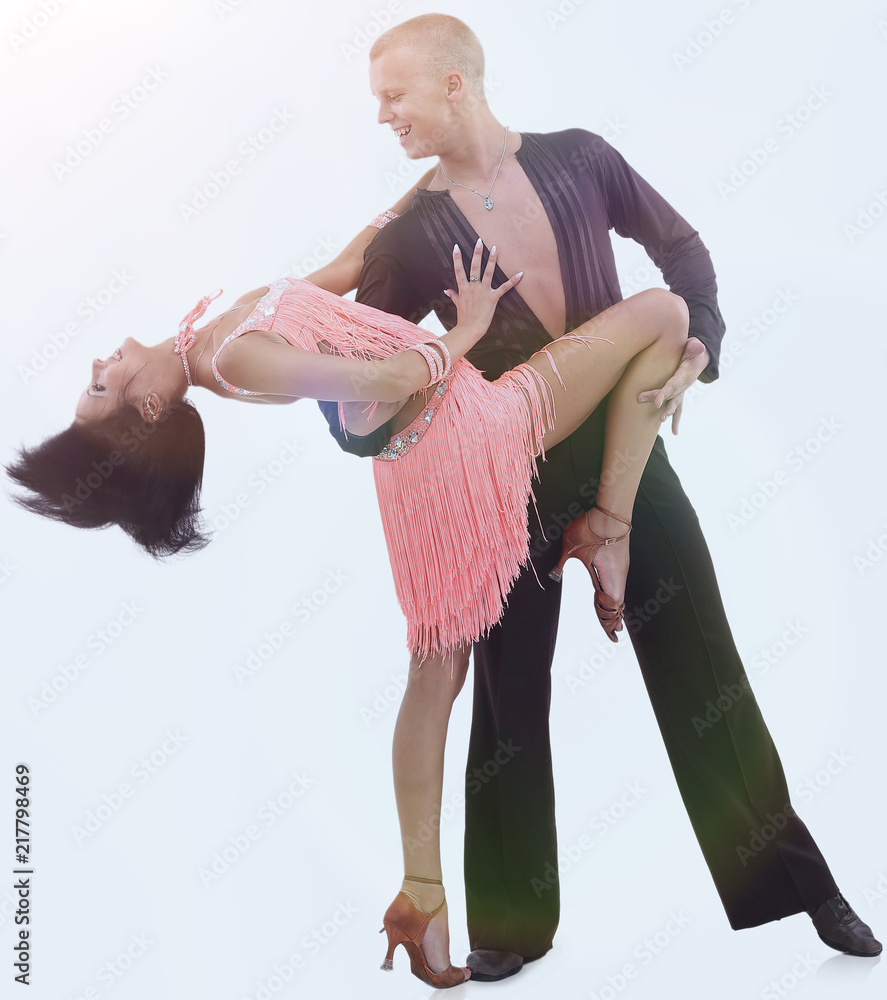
[[317, 129, 726, 457]]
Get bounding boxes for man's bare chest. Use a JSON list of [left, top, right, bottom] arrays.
[[437, 163, 567, 339]]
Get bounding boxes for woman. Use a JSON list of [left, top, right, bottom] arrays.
[[7, 200, 688, 988]]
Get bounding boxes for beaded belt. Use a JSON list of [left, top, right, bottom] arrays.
[[374, 377, 452, 461]]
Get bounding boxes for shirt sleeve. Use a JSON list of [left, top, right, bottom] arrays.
[[592, 134, 726, 382], [316, 236, 433, 457], [356, 245, 432, 324]]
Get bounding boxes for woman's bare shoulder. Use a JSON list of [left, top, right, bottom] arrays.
[[232, 285, 271, 308]]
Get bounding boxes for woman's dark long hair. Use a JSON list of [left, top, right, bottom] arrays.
[[5, 398, 210, 558]]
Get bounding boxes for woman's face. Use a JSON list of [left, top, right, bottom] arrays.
[[74, 337, 152, 423]]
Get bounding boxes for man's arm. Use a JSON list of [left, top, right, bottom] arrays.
[[305, 167, 437, 297], [590, 135, 726, 431], [316, 219, 439, 456], [355, 246, 433, 322]]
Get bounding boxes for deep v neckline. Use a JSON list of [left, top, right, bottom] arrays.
[[415, 132, 571, 341]]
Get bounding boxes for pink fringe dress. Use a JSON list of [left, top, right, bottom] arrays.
[[211, 277, 576, 661]]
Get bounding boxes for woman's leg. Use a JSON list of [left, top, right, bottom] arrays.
[[522, 288, 690, 613], [391, 643, 471, 974]]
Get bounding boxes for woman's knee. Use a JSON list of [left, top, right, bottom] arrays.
[[666, 290, 690, 340], [406, 646, 470, 696], [447, 646, 471, 693], [653, 288, 690, 339], [633, 288, 689, 354]]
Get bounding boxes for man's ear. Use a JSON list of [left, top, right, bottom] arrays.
[[444, 71, 466, 102]]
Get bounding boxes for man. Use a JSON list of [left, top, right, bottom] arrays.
[[319, 13, 881, 980]]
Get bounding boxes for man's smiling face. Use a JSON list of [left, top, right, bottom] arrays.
[[370, 48, 456, 160]]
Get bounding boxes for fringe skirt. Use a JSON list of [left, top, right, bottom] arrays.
[[372, 358, 558, 661], [265, 278, 591, 662]]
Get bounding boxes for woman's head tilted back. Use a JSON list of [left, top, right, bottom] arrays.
[[6, 335, 209, 558]]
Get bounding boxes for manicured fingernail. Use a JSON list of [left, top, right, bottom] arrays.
[[491, 245, 497, 254], [476, 237, 483, 247], [515, 271, 523, 278], [443, 289, 451, 296], [454, 243, 460, 253]]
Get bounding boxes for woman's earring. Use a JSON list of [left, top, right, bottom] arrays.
[[145, 397, 157, 420]]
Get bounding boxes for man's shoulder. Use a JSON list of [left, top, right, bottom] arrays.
[[363, 201, 429, 264], [524, 127, 610, 157]]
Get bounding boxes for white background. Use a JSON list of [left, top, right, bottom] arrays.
[[2, 0, 886, 998]]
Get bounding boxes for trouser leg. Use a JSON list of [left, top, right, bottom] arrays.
[[465, 405, 839, 956], [464, 433, 577, 959], [621, 433, 838, 927]]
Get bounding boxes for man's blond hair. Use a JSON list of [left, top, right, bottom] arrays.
[[370, 14, 486, 97]]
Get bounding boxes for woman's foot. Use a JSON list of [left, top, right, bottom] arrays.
[[381, 877, 471, 987], [548, 504, 632, 640], [585, 506, 631, 611], [399, 879, 460, 975]]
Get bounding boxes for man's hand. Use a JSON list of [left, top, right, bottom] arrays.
[[637, 337, 710, 435]]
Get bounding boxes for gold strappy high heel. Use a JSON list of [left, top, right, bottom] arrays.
[[548, 504, 632, 642], [379, 875, 469, 989]]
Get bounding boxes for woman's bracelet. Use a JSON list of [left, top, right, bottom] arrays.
[[422, 339, 452, 380], [407, 344, 443, 389], [369, 209, 398, 230]]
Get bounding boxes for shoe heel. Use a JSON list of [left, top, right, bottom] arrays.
[[380, 921, 405, 971], [548, 549, 571, 582], [379, 883, 468, 988]]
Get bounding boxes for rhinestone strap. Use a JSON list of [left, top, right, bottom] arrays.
[[211, 279, 290, 396], [369, 209, 398, 230], [375, 378, 452, 462], [175, 289, 223, 385]]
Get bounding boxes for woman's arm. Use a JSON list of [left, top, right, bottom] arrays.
[[304, 167, 438, 297], [218, 244, 522, 403]]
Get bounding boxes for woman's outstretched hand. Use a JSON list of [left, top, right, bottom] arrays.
[[444, 238, 522, 343]]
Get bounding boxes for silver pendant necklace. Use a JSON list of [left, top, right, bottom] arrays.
[[438, 126, 509, 211]]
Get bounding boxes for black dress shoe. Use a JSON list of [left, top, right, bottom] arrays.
[[808, 893, 883, 957], [466, 949, 524, 982]]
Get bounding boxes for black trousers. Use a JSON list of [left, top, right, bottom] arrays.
[[464, 402, 838, 959]]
